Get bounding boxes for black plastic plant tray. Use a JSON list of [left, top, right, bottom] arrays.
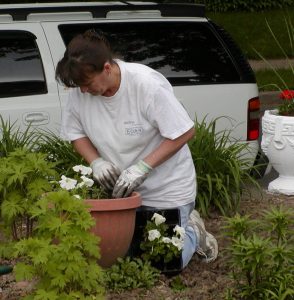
[[129, 208, 183, 276]]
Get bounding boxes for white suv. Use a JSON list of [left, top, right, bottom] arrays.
[[0, 2, 260, 163]]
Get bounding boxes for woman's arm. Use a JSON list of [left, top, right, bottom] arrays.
[[72, 137, 100, 164], [143, 126, 195, 168]]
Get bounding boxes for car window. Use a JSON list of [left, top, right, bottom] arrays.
[[0, 30, 47, 98], [59, 22, 240, 86]]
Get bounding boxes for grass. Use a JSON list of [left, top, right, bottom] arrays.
[[207, 8, 294, 91], [207, 8, 294, 59], [256, 68, 294, 91]]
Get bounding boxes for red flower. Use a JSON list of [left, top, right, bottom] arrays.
[[279, 90, 294, 100]]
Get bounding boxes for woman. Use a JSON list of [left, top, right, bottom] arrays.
[[56, 29, 217, 268]]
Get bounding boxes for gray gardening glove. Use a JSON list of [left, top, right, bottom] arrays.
[[112, 160, 152, 198], [90, 158, 121, 190]]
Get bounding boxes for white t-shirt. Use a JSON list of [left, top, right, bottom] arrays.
[[61, 60, 196, 207]]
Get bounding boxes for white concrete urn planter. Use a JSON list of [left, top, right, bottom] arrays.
[[261, 109, 294, 194]]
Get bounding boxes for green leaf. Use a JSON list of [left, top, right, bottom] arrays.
[[27, 178, 52, 200], [34, 289, 58, 300], [14, 262, 34, 281], [1, 192, 25, 221], [6, 163, 32, 187], [50, 273, 67, 289], [31, 245, 51, 265]]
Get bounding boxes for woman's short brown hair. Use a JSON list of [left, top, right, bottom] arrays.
[[55, 29, 113, 87]]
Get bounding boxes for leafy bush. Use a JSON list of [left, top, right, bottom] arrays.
[[188, 117, 260, 216], [104, 257, 160, 291], [224, 206, 294, 299], [0, 148, 57, 240], [14, 190, 105, 299]]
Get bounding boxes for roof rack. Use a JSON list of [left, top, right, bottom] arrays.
[[0, 2, 205, 21]]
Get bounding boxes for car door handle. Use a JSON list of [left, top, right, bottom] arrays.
[[23, 112, 50, 125]]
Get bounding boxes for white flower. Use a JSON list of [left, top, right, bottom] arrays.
[[148, 229, 161, 241], [151, 213, 166, 226], [76, 181, 85, 189], [73, 165, 92, 176], [73, 194, 81, 199], [173, 225, 185, 239], [81, 175, 94, 187], [171, 236, 184, 251], [73, 165, 81, 173], [162, 237, 172, 244], [59, 175, 77, 191]]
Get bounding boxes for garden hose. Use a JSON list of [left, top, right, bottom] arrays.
[[0, 265, 13, 275]]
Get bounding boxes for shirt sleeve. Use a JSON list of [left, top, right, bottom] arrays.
[[60, 89, 87, 141], [145, 80, 194, 140]]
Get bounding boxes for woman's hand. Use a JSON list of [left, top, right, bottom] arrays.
[[91, 157, 121, 190], [112, 160, 152, 198]]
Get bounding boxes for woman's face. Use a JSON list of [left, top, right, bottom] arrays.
[[79, 69, 109, 96], [79, 62, 117, 97]]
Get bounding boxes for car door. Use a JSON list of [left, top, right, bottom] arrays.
[[0, 23, 61, 135]]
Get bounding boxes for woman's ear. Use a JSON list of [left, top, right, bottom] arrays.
[[104, 62, 111, 75]]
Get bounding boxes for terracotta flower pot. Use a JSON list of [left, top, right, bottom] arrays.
[[85, 192, 141, 268]]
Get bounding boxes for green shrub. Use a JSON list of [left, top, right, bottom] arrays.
[[188, 117, 260, 216], [13, 190, 105, 299], [104, 257, 160, 291], [224, 206, 294, 299], [0, 148, 57, 240]]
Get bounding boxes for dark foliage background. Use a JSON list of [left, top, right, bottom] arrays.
[[1, 0, 293, 12]]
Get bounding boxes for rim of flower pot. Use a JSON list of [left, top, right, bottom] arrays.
[[84, 192, 142, 211]]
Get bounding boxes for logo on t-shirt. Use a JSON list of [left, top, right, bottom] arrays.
[[125, 126, 143, 136]]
